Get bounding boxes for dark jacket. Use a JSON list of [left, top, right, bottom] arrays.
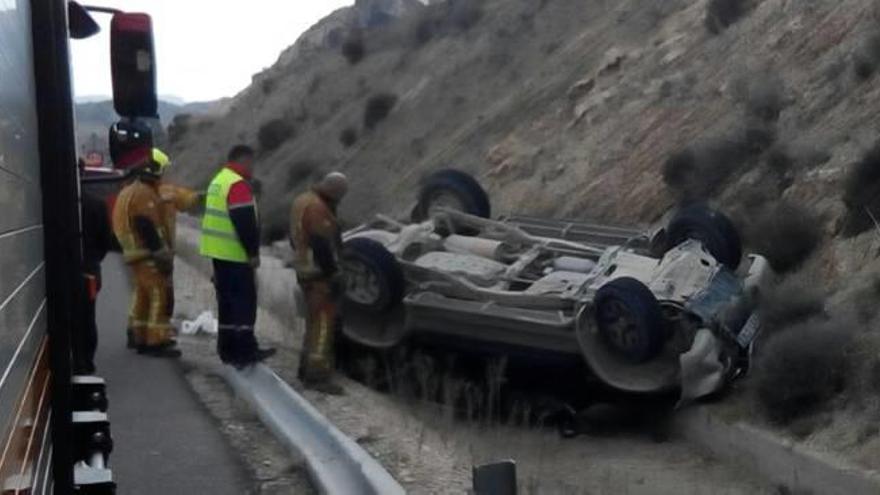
[[82, 191, 114, 277]]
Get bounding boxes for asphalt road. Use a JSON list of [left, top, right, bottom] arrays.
[[95, 254, 251, 494]]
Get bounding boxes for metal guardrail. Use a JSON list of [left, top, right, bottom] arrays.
[[222, 364, 405, 495]]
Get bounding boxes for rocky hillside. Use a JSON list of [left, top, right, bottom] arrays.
[[167, 0, 880, 464], [165, 0, 871, 244]]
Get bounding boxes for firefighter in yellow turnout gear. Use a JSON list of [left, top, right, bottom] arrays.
[[290, 172, 349, 394], [154, 148, 203, 321], [112, 148, 180, 357]]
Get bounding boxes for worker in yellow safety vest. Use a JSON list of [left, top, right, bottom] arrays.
[[200, 145, 276, 368], [112, 147, 179, 357]]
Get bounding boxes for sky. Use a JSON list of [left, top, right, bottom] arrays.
[[71, 1, 352, 103]]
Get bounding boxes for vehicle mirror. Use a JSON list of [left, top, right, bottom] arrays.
[[68, 2, 100, 39], [110, 13, 158, 118]]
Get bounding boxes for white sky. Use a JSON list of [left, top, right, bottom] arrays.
[[71, 1, 352, 102]]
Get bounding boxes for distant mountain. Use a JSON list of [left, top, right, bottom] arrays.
[[74, 97, 229, 156]]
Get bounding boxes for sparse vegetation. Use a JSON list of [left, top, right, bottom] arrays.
[[286, 159, 319, 188], [742, 202, 823, 274], [705, 0, 749, 35], [339, 127, 358, 148], [449, 0, 484, 31], [841, 142, 880, 237], [853, 32, 880, 81], [740, 74, 785, 123], [363, 93, 398, 130], [413, 12, 441, 45], [257, 118, 295, 153], [756, 318, 854, 424], [410, 0, 483, 46], [261, 204, 291, 245], [663, 126, 775, 203], [759, 276, 827, 332], [261, 77, 276, 95], [341, 33, 366, 64]]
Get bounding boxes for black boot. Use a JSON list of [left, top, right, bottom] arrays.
[[139, 344, 182, 358], [254, 347, 277, 362]]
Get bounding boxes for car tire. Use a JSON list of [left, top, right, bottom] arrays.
[[666, 205, 743, 270], [594, 277, 665, 364], [342, 238, 405, 313], [412, 169, 491, 222]]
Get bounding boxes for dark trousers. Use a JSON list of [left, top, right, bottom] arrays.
[[213, 259, 259, 363], [73, 273, 99, 375]]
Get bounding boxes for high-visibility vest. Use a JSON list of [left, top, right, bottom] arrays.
[[200, 167, 249, 262]]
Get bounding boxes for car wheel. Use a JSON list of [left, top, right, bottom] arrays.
[[412, 169, 491, 222], [666, 205, 743, 270], [342, 238, 405, 313], [594, 277, 665, 364]]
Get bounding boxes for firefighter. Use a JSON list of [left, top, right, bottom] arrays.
[[200, 145, 276, 368], [153, 148, 203, 322], [290, 172, 349, 394], [112, 147, 180, 357]]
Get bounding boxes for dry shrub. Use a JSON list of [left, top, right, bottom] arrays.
[[758, 275, 827, 332], [449, 0, 484, 31], [260, 202, 291, 245], [413, 10, 442, 45], [339, 127, 358, 148], [755, 317, 855, 424], [742, 74, 785, 123], [410, 0, 484, 46], [286, 159, 319, 188], [853, 274, 880, 323], [741, 202, 823, 274], [663, 125, 775, 202], [705, 0, 749, 34], [853, 31, 880, 81], [257, 118, 295, 153], [363, 93, 398, 130], [841, 142, 880, 237], [341, 34, 366, 65], [261, 77, 276, 95]]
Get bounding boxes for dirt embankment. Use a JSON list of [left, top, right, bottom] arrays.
[[167, 0, 880, 469]]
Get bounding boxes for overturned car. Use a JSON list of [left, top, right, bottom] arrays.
[[339, 170, 773, 399]]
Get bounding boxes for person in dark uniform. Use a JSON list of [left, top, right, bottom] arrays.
[[77, 161, 115, 374]]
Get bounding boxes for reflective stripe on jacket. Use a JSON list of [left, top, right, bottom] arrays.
[[112, 179, 165, 264], [200, 167, 250, 262]]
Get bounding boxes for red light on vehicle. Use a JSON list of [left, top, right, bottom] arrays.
[[110, 12, 151, 33]]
